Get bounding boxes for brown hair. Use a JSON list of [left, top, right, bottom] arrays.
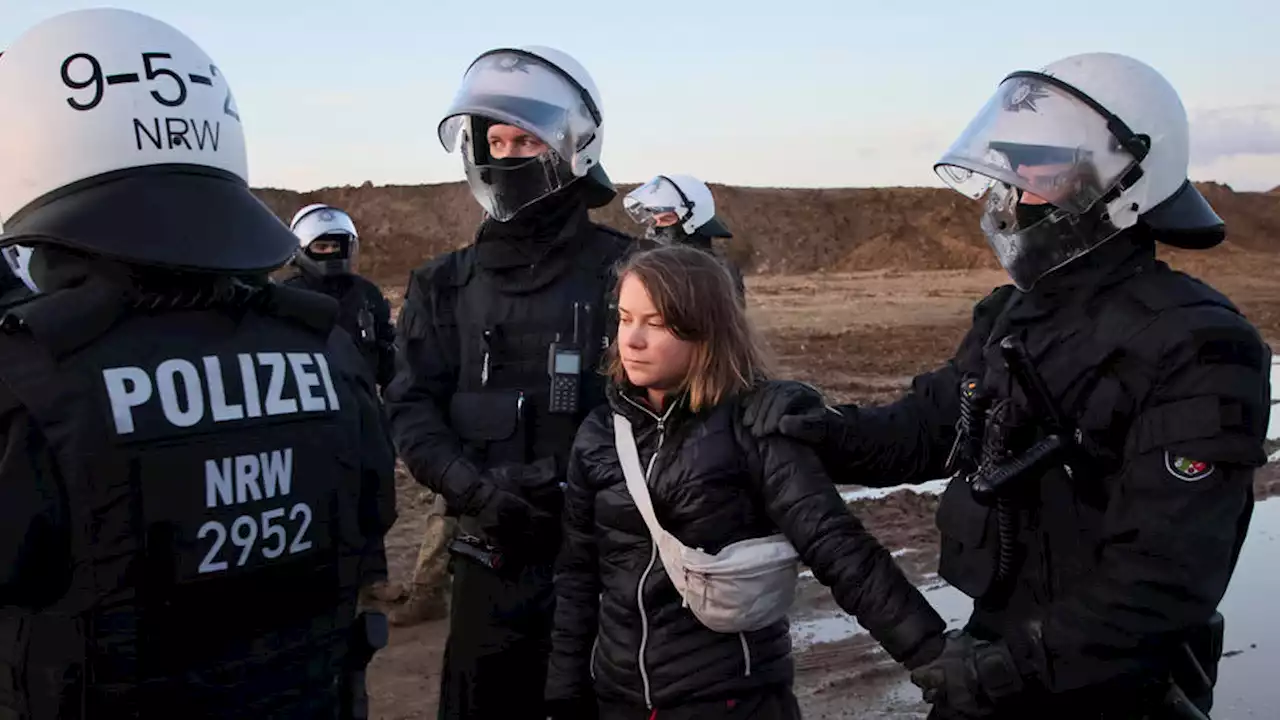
[[605, 245, 773, 412]]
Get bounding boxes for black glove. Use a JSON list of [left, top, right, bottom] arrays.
[[473, 483, 555, 552], [741, 380, 839, 441], [909, 630, 1024, 718], [487, 457, 563, 510], [544, 697, 598, 720]]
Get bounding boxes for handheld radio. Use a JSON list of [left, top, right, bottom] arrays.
[[356, 306, 375, 345], [547, 302, 585, 414]]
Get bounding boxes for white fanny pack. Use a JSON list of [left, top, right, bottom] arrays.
[[613, 413, 800, 634]]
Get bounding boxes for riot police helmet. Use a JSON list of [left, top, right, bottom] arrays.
[[438, 45, 615, 222], [0, 8, 297, 275], [624, 174, 733, 245], [934, 52, 1223, 291], [289, 203, 360, 278]]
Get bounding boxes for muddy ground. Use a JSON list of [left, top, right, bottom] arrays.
[[366, 267, 1280, 719]]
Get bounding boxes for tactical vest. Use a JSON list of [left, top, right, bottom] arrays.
[[430, 229, 629, 523], [0, 281, 367, 719], [935, 261, 1265, 625]]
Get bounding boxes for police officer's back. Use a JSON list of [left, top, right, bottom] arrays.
[[623, 173, 745, 302], [744, 53, 1271, 719], [384, 45, 635, 719], [281, 204, 396, 388], [0, 9, 395, 717]]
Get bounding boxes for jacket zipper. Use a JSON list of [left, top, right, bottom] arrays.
[[622, 393, 677, 709]]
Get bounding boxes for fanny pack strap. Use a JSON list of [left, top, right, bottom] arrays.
[[613, 414, 671, 545]]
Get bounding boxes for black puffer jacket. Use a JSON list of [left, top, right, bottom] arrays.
[[546, 382, 945, 709]]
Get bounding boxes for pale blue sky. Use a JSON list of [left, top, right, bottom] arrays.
[[3, 0, 1277, 192]]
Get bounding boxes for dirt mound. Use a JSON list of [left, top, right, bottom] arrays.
[[1192, 182, 1280, 252], [252, 180, 1280, 286]]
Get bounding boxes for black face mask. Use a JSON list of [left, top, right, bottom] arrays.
[[648, 224, 689, 245], [477, 178, 586, 254], [1015, 202, 1056, 229], [475, 155, 568, 221]]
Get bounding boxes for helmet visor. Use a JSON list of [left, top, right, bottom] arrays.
[[438, 49, 598, 165], [980, 180, 1122, 291], [461, 146, 577, 222], [623, 176, 689, 227], [934, 75, 1141, 215]]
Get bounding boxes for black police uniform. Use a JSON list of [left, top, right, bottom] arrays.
[[282, 271, 396, 388], [755, 231, 1270, 718], [385, 190, 635, 719], [0, 255, 397, 719]]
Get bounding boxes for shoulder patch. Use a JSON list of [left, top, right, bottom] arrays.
[[1165, 452, 1215, 482]]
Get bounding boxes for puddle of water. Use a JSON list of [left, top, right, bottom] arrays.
[[839, 478, 948, 503], [791, 612, 864, 651], [790, 570, 972, 652], [1210, 497, 1280, 718], [791, 497, 1280, 716]]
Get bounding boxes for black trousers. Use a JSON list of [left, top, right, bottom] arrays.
[[436, 557, 555, 720]]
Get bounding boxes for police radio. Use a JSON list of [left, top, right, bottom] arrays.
[[356, 306, 375, 345], [547, 302, 585, 415]]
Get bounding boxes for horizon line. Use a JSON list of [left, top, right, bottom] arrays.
[[254, 177, 1280, 196]]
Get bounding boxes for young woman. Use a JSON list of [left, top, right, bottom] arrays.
[[544, 245, 945, 719]]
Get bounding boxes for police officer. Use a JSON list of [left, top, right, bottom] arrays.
[[623, 173, 745, 301], [282, 204, 397, 389], [384, 45, 635, 719], [743, 53, 1271, 719], [0, 9, 396, 718]]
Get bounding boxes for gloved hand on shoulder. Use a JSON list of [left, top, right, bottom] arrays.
[[742, 379, 851, 446]]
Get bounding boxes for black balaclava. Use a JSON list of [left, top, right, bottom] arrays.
[[475, 176, 587, 272]]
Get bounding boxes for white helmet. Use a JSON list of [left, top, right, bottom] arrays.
[[0, 8, 296, 273], [934, 52, 1222, 291], [624, 174, 733, 243], [289, 203, 360, 277], [437, 45, 614, 221]]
